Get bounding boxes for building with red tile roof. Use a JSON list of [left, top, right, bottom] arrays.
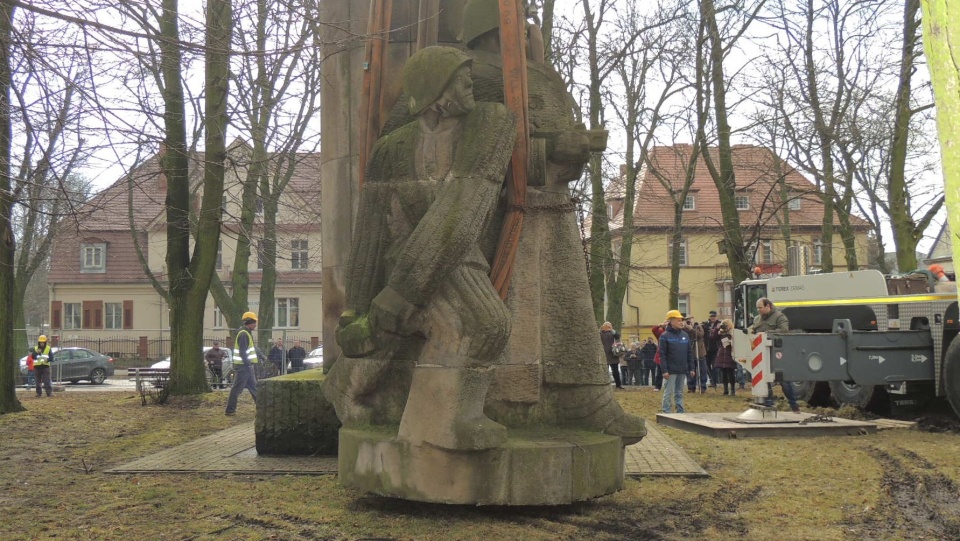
[[606, 143, 871, 340], [46, 140, 323, 353]]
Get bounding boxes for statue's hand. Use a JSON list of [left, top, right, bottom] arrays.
[[549, 130, 591, 165], [369, 286, 417, 336], [336, 310, 378, 358]]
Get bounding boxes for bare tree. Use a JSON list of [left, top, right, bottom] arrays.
[[0, 1, 22, 414], [696, 0, 766, 285], [605, 0, 691, 325], [9, 12, 94, 360], [209, 0, 322, 352], [883, 0, 940, 272]]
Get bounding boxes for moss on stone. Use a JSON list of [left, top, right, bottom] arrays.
[[254, 374, 341, 456]]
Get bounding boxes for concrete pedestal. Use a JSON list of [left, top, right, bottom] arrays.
[[338, 426, 625, 505]]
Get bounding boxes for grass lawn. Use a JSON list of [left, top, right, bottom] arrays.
[[1, 385, 959, 540]]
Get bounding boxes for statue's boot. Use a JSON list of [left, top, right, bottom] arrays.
[[398, 366, 507, 450], [322, 354, 414, 427], [548, 384, 647, 446]]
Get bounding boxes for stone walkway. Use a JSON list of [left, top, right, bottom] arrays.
[[107, 421, 707, 478]]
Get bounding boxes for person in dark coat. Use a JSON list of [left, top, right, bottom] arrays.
[[268, 338, 285, 375], [639, 338, 657, 387], [751, 297, 800, 412], [287, 340, 307, 373], [659, 310, 696, 413], [704, 310, 721, 388], [204, 341, 229, 389], [712, 319, 738, 396], [600, 321, 623, 389]]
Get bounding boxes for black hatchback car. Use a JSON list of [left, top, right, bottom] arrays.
[[20, 347, 116, 384]]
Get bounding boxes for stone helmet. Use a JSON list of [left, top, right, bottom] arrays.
[[459, 0, 501, 48], [404, 46, 473, 115]]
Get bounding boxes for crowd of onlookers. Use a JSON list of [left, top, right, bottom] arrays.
[[601, 298, 800, 414]]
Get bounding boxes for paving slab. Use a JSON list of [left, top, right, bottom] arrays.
[[657, 411, 879, 438], [108, 421, 708, 479], [107, 423, 337, 475], [624, 422, 708, 478]]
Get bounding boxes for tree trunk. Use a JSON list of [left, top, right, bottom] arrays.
[[163, 0, 233, 395], [0, 1, 24, 413], [920, 1, 960, 282], [889, 0, 931, 274], [699, 0, 749, 284]]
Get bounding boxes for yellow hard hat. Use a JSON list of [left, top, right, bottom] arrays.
[[242, 311, 258, 322], [665, 309, 683, 320], [38, 335, 48, 342]]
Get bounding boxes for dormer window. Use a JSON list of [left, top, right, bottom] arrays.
[[683, 195, 695, 211], [735, 195, 750, 210], [81, 243, 106, 273]]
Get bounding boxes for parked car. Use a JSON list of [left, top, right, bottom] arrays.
[[303, 346, 323, 370], [20, 347, 115, 384]]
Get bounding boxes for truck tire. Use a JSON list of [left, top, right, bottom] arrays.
[[943, 336, 960, 417], [792, 380, 832, 407], [828, 380, 876, 409]]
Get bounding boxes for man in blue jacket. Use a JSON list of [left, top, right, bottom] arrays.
[[659, 310, 696, 413]]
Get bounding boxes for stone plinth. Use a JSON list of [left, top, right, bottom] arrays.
[[255, 370, 341, 455], [338, 426, 624, 505]]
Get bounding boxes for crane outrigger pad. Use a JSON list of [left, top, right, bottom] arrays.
[[656, 412, 877, 438]]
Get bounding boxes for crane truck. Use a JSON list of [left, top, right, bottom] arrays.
[[731, 270, 960, 416]]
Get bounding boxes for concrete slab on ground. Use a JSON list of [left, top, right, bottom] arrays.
[[657, 412, 879, 438], [108, 421, 708, 479]]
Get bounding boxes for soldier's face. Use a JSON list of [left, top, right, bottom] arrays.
[[439, 66, 475, 117]]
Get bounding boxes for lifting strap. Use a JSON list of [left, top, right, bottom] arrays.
[[489, 0, 530, 300], [358, 0, 394, 188]]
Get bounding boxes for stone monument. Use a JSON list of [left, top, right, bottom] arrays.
[[322, 1, 645, 505]]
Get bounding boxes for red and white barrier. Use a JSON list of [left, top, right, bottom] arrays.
[[749, 332, 772, 398]]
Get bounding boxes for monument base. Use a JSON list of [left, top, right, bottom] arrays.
[[338, 426, 625, 505]]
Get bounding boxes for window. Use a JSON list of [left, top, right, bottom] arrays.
[[735, 195, 750, 210], [216, 240, 223, 271], [760, 240, 773, 264], [291, 240, 309, 270], [255, 197, 264, 215], [683, 195, 695, 211], [81, 243, 106, 273], [105, 303, 123, 329], [64, 303, 82, 330], [256, 240, 265, 270], [213, 306, 225, 329], [677, 295, 690, 318], [668, 238, 688, 267], [221, 195, 228, 215], [788, 197, 801, 211], [276, 298, 299, 328], [812, 237, 823, 265]]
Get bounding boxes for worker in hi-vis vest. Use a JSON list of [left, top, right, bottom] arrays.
[[225, 312, 262, 415], [29, 335, 54, 397]]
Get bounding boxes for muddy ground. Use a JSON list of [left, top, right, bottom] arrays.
[[1, 386, 959, 540]]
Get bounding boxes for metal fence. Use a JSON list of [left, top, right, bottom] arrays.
[[16, 329, 322, 363]]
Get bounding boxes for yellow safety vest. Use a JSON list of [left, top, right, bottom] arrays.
[[32, 345, 52, 367], [233, 329, 258, 365]]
